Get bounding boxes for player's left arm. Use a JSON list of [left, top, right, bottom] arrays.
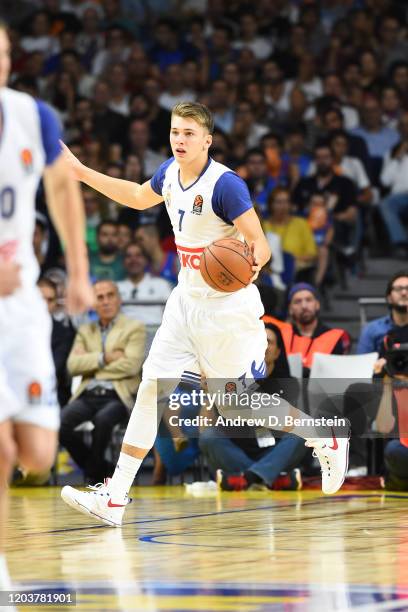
[[213, 172, 271, 282], [233, 208, 271, 281], [37, 100, 93, 314]]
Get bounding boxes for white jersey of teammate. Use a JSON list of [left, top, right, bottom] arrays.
[[0, 87, 61, 428], [142, 156, 267, 385]]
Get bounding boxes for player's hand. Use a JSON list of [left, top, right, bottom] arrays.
[[249, 242, 262, 283], [0, 261, 21, 296], [65, 276, 94, 315], [59, 140, 84, 181]]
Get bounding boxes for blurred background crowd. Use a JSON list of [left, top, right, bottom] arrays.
[[4, 0, 408, 490]]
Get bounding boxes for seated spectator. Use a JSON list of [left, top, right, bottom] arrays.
[[329, 130, 372, 205], [89, 221, 126, 281], [200, 323, 307, 491], [351, 96, 399, 183], [389, 60, 408, 108], [281, 125, 312, 189], [232, 12, 273, 60], [381, 85, 402, 131], [306, 194, 334, 288], [158, 63, 196, 112], [264, 283, 350, 376], [379, 111, 408, 259], [357, 271, 408, 354], [135, 224, 179, 285], [242, 148, 277, 218], [208, 78, 235, 134], [292, 142, 358, 260], [37, 277, 76, 407], [117, 242, 172, 327], [91, 80, 128, 148], [60, 280, 145, 483], [344, 324, 408, 476], [322, 107, 370, 172], [126, 118, 166, 177], [117, 223, 132, 254], [83, 188, 104, 254], [33, 211, 49, 275], [263, 187, 317, 283]]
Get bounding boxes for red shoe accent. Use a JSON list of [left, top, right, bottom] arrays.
[[107, 499, 126, 508], [328, 427, 338, 451]]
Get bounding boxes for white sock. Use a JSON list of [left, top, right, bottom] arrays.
[[0, 554, 11, 589], [109, 453, 143, 500]]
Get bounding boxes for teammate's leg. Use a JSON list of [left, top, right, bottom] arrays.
[[0, 420, 18, 590], [13, 424, 57, 476]]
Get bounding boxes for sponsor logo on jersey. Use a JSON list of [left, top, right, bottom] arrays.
[[176, 244, 204, 270], [27, 381, 42, 404], [225, 381, 237, 393], [21, 148, 33, 173], [192, 194, 203, 215]]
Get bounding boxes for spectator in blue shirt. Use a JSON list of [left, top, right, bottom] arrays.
[[357, 271, 408, 354]]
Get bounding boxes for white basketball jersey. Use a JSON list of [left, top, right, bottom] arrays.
[[150, 157, 253, 298], [0, 87, 61, 288]]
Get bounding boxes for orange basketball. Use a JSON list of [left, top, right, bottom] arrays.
[[200, 238, 255, 292]]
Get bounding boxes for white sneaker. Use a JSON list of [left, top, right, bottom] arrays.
[[61, 479, 131, 527], [305, 430, 350, 495]]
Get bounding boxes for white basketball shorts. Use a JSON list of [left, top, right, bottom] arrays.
[[0, 286, 59, 430], [143, 283, 267, 386]]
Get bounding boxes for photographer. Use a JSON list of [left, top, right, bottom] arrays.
[[374, 328, 408, 490], [357, 271, 408, 354]]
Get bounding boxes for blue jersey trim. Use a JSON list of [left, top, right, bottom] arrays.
[[35, 99, 62, 166], [212, 171, 253, 225], [177, 157, 212, 192], [150, 157, 175, 195]]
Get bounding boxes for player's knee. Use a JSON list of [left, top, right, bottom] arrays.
[[135, 379, 158, 411], [19, 445, 56, 474], [0, 438, 18, 479]]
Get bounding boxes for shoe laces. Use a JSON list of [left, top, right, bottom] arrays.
[[306, 439, 331, 474], [86, 478, 111, 493]]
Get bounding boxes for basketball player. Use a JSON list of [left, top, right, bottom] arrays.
[[61, 102, 350, 527], [0, 21, 93, 593]]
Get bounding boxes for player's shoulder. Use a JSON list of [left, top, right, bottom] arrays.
[[157, 156, 177, 176]]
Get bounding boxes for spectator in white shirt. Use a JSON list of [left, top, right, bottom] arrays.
[[158, 63, 196, 112], [232, 13, 273, 60], [117, 242, 172, 328], [329, 130, 372, 205], [379, 112, 408, 258]]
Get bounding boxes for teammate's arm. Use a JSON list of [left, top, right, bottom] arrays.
[[61, 142, 163, 210], [233, 208, 271, 281], [43, 154, 93, 313]]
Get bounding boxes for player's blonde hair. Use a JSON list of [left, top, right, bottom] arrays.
[[171, 102, 214, 134]]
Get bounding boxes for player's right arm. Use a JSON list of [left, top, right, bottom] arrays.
[[61, 142, 164, 210]]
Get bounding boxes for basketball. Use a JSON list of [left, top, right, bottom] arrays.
[[200, 238, 255, 292]]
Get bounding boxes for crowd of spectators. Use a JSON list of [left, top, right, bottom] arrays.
[[6, 0, 408, 488]]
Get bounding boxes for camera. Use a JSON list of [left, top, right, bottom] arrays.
[[385, 342, 408, 377]]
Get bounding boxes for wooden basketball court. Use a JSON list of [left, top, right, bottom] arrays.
[[6, 486, 408, 611]]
